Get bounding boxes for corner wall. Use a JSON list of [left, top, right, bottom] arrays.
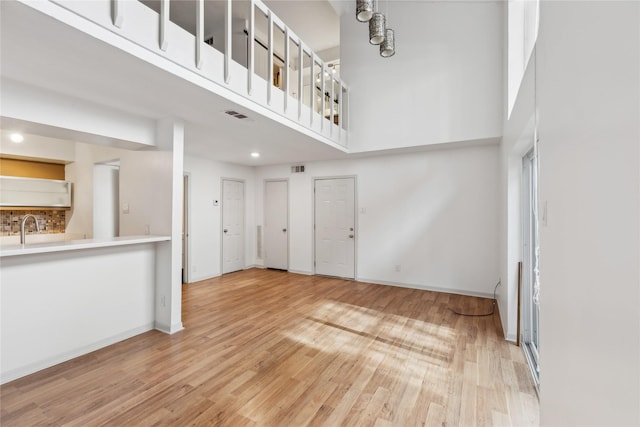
[[536, 1, 640, 425]]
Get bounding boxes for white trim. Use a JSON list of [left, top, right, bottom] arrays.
[[1, 323, 154, 384], [154, 321, 184, 334], [357, 277, 496, 299], [182, 172, 192, 284], [288, 269, 313, 276], [188, 272, 222, 283]]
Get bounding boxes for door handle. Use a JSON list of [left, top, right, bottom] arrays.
[[223, 229, 228, 233], [282, 228, 287, 233], [349, 234, 354, 239]]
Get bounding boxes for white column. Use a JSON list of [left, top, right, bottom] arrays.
[[154, 118, 184, 334]]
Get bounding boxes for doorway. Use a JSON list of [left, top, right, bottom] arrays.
[[522, 148, 540, 386], [93, 161, 120, 239], [182, 174, 190, 284], [314, 177, 356, 279], [264, 180, 288, 270], [222, 179, 245, 274]]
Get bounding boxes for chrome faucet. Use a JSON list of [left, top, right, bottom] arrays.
[[20, 214, 41, 245]]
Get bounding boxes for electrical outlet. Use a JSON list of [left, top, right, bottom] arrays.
[[160, 295, 166, 307]]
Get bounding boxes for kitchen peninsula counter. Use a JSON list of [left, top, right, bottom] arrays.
[[1, 234, 173, 384], [0, 235, 170, 257]]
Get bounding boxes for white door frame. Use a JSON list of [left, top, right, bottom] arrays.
[[182, 172, 191, 284], [312, 175, 358, 279], [521, 148, 540, 387], [221, 178, 246, 274], [264, 178, 289, 270]]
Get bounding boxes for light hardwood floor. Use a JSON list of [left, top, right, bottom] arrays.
[[1, 269, 539, 426]]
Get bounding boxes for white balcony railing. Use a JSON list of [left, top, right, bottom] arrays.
[[47, 0, 349, 147]]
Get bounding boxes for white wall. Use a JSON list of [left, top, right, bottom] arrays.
[[340, 1, 503, 153], [254, 145, 500, 296], [65, 142, 131, 238], [184, 155, 256, 282], [536, 1, 640, 425], [119, 149, 173, 237]]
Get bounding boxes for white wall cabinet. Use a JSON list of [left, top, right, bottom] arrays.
[[0, 176, 72, 208]]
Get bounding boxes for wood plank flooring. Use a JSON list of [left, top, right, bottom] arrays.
[[1, 269, 539, 426]]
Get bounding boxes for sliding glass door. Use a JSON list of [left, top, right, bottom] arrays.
[[522, 148, 540, 386]]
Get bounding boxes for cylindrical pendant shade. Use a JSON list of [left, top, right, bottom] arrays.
[[369, 13, 385, 45], [380, 28, 395, 57], [356, 0, 373, 22]]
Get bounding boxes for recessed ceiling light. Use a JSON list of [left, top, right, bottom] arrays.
[[250, 152, 260, 158], [9, 133, 24, 143]]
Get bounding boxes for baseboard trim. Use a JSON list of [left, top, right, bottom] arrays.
[[186, 273, 221, 283], [288, 269, 313, 276], [0, 323, 155, 385], [356, 277, 495, 299], [154, 321, 184, 334]]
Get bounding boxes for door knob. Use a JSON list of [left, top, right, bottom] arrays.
[[282, 228, 287, 232], [223, 229, 228, 233], [349, 234, 354, 239]]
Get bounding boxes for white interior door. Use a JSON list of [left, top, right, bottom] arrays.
[[222, 179, 244, 274], [314, 177, 355, 279], [264, 180, 288, 270]]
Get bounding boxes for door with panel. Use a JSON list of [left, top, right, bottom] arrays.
[[264, 180, 288, 270], [314, 177, 356, 279], [222, 179, 244, 274]]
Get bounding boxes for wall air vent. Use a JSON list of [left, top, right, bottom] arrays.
[[224, 110, 250, 120], [291, 165, 305, 173]]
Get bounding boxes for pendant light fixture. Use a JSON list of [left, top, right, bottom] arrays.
[[380, 28, 395, 57], [355, 0, 396, 57], [356, 0, 373, 22], [369, 12, 385, 45]]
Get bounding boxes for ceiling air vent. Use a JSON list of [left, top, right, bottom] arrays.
[[291, 165, 305, 173], [224, 110, 250, 120]]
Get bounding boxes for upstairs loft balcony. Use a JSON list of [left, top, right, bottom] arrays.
[[27, 0, 349, 149]]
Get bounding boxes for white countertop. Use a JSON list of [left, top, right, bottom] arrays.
[[0, 235, 171, 257]]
